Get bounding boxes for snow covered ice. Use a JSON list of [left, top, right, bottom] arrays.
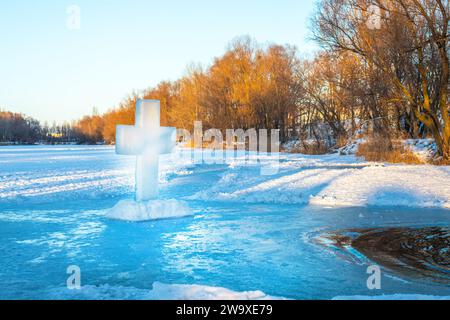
[[106, 199, 193, 222], [46, 282, 282, 300], [189, 153, 450, 209], [2, 146, 449, 209], [0, 145, 449, 300]]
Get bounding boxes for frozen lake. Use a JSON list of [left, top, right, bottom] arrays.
[[0, 145, 449, 299]]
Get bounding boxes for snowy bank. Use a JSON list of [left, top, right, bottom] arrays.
[[146, 282, 283, 300], [106, 199, 193, 222], [48, 282, 283, 300], [337, 138, 438, 160], [2, 146, 449, 209], [189, 155, 450, 209], [404, 139, 438, 161]]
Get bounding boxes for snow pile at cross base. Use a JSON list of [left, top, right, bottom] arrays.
[[106, 199, 193, 221]]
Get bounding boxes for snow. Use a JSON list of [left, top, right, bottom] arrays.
[[0, 145, 191, 204], [48, 282, 282, 300], [404, 139, 438, 161], [1, 146, 449, 209], [189, 153, 450, 209], [336, 138, 438, 160], [309, 165, 450, 208], [147, 282, 282, 300], [338, 138, 365, 155], [106, 199, 193, 222]]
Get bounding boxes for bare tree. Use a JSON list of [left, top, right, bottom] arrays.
[[313, 0, 450, 159]]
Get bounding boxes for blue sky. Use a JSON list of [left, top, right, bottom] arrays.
[[0, 0, 317, 124]]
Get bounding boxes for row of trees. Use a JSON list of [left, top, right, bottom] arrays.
[[78, 3, 449, 160], [75, 39, 303, 145], [0, 111, 41, 144], [4, 1, 448, 160], [0, 110, 84, 144]]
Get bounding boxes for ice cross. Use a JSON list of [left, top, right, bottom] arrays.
[[116, 100, 176, 201]]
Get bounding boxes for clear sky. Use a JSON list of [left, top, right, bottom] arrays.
[[0, 0, 317, 124]]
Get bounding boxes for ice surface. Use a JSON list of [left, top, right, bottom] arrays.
[[106, 199, 193, 222], [1, 146, 450, 300]]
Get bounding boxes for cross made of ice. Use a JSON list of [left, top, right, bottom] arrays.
[[116, 100, 176, 202]]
